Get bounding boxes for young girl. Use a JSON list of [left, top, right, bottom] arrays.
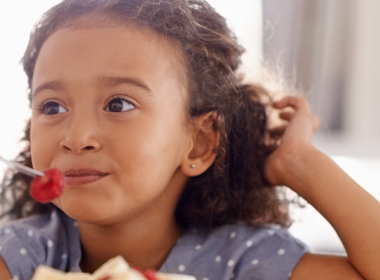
[[0, 0, 379, 279]]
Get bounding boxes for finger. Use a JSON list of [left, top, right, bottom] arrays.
[[279, 111, 294, 121], [273, 96, 310, 112], [269, 124, 287, 138]]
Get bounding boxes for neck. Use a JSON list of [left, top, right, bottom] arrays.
[[79, 213, 183, 273]]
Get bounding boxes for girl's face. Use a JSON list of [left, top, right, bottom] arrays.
[[30, 23, 193, 224]]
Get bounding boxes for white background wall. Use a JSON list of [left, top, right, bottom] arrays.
[[324, 0, 380, 157], [0, 0, 62, 176]]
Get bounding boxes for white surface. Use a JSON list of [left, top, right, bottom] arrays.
[[289, 156, 380, 253]]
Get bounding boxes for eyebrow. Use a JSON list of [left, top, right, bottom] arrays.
[[32, 76, 152, 98], [32, 81, 64, 98], [98, 76, 152, 93]]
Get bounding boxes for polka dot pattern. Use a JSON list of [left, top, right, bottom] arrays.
[[0, 211, 307, 280], [0, 210, 78, 279], [278, 248, 286, 255], [178, 264, 186, 272], [161, 226, 305, 280]]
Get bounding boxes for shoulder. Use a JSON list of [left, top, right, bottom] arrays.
[[162, 224, 309, 280], [186, 223, 308, 256], [0, 208, 80, 280]]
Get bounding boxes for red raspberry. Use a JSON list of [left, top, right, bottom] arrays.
[[30, 168, 64, 203]]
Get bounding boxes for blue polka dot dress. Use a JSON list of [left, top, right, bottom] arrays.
[[0, 209, 308, 280]]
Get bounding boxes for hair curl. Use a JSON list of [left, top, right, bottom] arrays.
[[0, 0, 292, 228]]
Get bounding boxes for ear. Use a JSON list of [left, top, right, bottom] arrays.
[[181, 112, 220, 177]]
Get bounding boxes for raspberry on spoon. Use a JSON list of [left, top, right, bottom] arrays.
[[0, 156, 65, 203], [30, 168, 65, 203]]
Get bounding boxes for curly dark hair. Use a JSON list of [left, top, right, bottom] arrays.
[[0, 0, 292, 228]]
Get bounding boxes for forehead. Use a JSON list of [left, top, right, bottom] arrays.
[[33, 18, 188, 95]]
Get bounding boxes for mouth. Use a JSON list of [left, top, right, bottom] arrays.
[[64, 169, 109, 185]]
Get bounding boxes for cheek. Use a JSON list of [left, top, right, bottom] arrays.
[[30, 121, 58, 169], [109, 116, 189, 175]]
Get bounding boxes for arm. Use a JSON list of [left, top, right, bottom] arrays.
[[285, 148, 373, 280], [265, 96, 380, 280], [0, 256, 12, 280], [291, 254, 364, 279]]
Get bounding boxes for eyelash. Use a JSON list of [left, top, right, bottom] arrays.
[[35, 100, 65, 114], [107, 95, 133, 106], [35, 102, 45, 112], [35, 96, 135, 114], [105, 95, 136, 111]]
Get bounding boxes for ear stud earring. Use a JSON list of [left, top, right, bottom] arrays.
[[190, 164, 196, 168]]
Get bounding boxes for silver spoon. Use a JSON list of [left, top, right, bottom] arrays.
[[0, 155, 44, 177]]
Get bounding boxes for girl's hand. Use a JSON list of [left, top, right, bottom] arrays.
[[264, 96, 380, 280], [264, 96, 320, 188]]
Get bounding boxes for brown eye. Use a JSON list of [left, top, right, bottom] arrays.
[[42, 102, 67, 115], [106, 98, 134, 112]]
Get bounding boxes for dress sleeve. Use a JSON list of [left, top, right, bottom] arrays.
[[0, 223, 46, 280], [234, 226, 309, 280], [159, 224, 309, 280], [0, 210, 73, 280]]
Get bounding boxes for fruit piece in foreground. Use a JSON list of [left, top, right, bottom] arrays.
[[30, 168, 65, 203], [31, 256, 196, 280]]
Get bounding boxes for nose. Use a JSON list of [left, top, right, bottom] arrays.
[[60, 111, 102, 154]]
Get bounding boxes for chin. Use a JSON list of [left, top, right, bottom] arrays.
[[54, 196, 117, 225]]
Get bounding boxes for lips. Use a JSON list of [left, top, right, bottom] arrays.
[[64, 169, 109, 185]]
